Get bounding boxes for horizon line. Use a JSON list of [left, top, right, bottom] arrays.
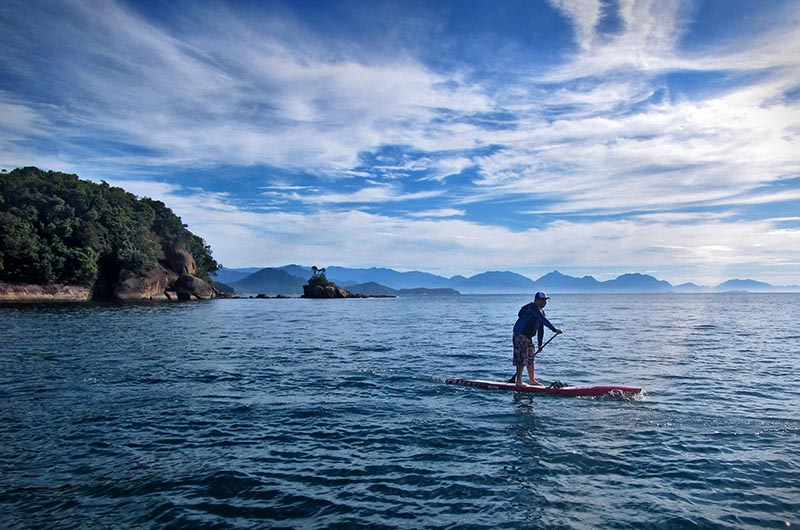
[[215, 264, 800, 289]]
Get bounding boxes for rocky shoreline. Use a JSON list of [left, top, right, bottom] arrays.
[[0, 256, 406, 303], [0, 245, 219, 303], [0, 277, 218, 303], [0, 282, 92, 302], [0, 279, 394, 303]]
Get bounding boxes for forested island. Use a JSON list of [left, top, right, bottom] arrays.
[[0, 167, 220, 302]]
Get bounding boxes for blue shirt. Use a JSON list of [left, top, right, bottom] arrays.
[[513, 302, 558, 345]]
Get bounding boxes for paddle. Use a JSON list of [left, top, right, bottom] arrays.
[[506, 332, 560, 383]]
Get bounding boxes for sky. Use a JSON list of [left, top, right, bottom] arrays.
[[2, 0, 800, 285]]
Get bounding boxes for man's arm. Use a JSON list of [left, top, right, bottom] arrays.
[[534, 310, 559, 334]]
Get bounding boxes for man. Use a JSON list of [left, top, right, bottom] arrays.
[[512, 291, 563, 386]]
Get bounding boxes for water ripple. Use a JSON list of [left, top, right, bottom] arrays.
[[1, 295, 799, 529]]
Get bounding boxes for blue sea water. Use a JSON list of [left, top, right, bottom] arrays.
[[1, 294, 798, 529]]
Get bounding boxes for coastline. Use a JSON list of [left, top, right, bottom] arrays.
[[0, 282, 92, 302]]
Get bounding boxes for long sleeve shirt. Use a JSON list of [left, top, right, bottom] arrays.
[[513, 302, 558, 346]]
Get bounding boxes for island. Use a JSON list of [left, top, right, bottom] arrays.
[[0, 167, 221, 302], [301, 267, 393, 299]]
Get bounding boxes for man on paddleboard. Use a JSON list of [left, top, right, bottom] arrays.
[[513, 291, 563, 386]]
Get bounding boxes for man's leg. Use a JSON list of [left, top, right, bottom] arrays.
[[526, 362, 543, 386], [514, 364, 525, 386]]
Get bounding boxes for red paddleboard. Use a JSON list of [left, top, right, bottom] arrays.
[[445, 377, 642, 397]]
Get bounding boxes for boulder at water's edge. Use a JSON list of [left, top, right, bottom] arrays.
[[113, 267, 170, 301], [173, 273, 215, 300]]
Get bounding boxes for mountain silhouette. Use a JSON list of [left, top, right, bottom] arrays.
[[220, 265, 797, 295]]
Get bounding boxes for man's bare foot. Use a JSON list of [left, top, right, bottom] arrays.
[[529, 380, 545, 386]]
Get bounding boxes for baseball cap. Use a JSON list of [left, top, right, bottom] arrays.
[[534, 291, 550, 300]]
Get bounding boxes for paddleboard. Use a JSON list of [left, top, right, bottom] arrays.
[[445, 377, 642, 397]]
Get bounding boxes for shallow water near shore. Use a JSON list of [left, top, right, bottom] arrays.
[[1, 293, 798, 529]]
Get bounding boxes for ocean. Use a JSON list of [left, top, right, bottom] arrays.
[[1, 294, 798, 529]]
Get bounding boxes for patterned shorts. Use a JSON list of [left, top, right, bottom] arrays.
[[513, 333, 536, 366]]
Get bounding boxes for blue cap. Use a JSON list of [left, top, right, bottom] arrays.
[[534, 291, 550, 300]]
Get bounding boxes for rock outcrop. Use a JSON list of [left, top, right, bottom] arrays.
[[1, 246, 215, 303], [113, 267, 170, 301], [302, 284, 356, 299], [165, 244, 197, 275], [173, 273, 215, 300], [103, 239, 215, 301], [110, 260, 213, 301]]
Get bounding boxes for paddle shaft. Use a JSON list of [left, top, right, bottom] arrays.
[[507, 332, 559, 383]]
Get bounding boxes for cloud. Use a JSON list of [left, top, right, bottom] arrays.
[[545, 0, 689, 80], [245, 208, 800, 286], [461, 74, 800, 216], [3, 0, 797, 212], [0, 0, 490, 175], [632, 211, 736, 223], [0, 94, 44, 134], [709, 188, 800, 207], [406, 209, 465, 218], [270, 184, 443, 205], [2, 0, 800, 284], [105, 175, 799, 285], [549, 0, 602, 52]]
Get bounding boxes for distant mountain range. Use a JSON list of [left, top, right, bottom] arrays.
[[227, 268, 306, 295], [213, 265, 800, 296], [347, 282, 460, 297]]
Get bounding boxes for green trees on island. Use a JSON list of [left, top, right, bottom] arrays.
[[303, 265, 354, 298], [308, 266, 337, 288], [0, 167, 219, 287]]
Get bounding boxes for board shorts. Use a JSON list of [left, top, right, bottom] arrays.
[[513, 332, 537, 366]]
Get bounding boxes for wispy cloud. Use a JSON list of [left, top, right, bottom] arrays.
[[0, 0, 490, 174], [105, 175, 797, 285], [1, 0, 800, 283], [544, 0, 688, 79], [281, 184, 443, 205], [406, 208, 465, 219]]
